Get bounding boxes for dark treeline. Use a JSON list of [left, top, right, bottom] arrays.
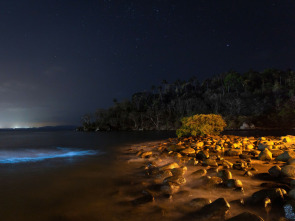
[[80, 69, 295, 131]]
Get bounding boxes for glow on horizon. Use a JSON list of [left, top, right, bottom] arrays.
[[0, 147, 99, 164]]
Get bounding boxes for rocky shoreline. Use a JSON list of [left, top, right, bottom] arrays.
[[118, 134, 295, 220]]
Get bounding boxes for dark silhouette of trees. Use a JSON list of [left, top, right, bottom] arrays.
[[81, 68, 295, 131]]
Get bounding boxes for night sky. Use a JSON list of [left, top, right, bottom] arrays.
[[0, 0, 294, 128]]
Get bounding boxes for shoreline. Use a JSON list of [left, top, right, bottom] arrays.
[[114, 134, 295, 220]]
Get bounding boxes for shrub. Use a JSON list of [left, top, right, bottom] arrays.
[[176, 114, 226, 137]]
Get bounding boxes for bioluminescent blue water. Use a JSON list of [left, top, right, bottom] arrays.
[[0, 147, 98, 164]]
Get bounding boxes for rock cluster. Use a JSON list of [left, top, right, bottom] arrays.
[[130, 134, 295, 220]]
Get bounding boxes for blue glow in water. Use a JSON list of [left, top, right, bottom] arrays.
[[0, 147, 98, 164]]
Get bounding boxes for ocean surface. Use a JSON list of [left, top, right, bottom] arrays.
[[0, 130, 175, 221], [0, 129, 294, 221]]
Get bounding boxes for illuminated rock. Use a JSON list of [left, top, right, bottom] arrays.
[[159, 162, 180, 171], [258, 148, 272, 161]]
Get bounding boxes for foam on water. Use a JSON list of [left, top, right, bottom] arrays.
[[0, 147, 99, 163]]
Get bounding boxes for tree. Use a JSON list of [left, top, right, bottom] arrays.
[[176, 114, 226, 137]]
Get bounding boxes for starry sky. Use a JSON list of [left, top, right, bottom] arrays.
[[0, 0, 295, 128]]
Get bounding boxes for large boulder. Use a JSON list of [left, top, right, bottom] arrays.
[[276, 151, 295, 162], [251, 188, 285, 204], [226, 212, 264, 221], [268, 165, 281, 178], [193, 198, 230, 220], [282, 165, 295, 178], [258, 148, 272, 161]]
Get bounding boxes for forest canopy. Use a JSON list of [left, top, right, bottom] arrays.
[[80, 68, 295, 131]]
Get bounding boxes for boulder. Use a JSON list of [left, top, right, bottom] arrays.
[[226, 179, 243, 188], [276, 151, 295, 162], [140, 151, 153, 158], [217, 169, 232, 181], [155, 170, 173, 179], [171, 166, 187, 176], [159, 162, 180, 171], [226, 211, 264, 221], [187, 158, 198, 166], [189, 198, 212, 210], [258, 148, 272, 161], [251, 188, 285, 204], [160, 182, 180, 194], [202, 176, 223, 187], [167, 144, 186, 152], [196, 150, 209, 160], [191, 169, 207, 177], [181, 147, 196, 155], [222, 160, 233, 169], [202, 159, 218, 167], [224, 149, 242, 156], [194, 198, 230, 220], [268, 165, 281, 178], [132, 193, 154, 205], [163, 175, 186, 185], [282, 165, 295, 178]]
